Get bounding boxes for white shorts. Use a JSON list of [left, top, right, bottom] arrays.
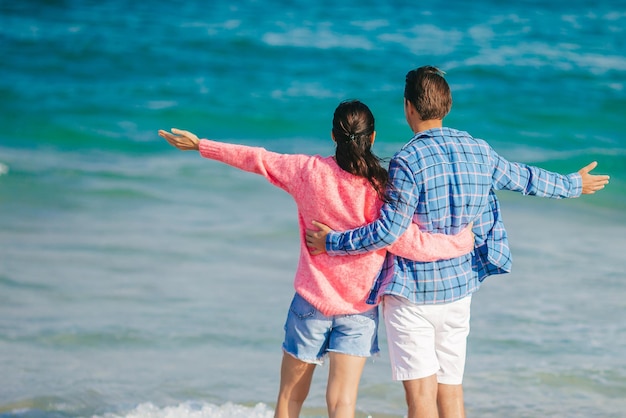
[[382, 294, 472, 385]]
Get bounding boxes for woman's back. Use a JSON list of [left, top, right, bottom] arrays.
[[198, 140, 388, 316]]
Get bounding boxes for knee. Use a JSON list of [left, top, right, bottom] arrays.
[[403, 375, 438, 405], [326, 392, 357, 418], [326, 391, 357, 408]]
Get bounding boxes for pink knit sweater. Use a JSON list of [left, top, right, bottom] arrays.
[[199, 139, 474, 316]]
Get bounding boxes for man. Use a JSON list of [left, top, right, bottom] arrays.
[[305, 66, 609, 418]]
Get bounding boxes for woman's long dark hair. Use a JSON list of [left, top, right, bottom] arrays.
[[332, 100, 389, 201]]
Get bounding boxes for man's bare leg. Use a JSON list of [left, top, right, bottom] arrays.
[[402, 374, 439, 418], [437, 383, 465, 418]]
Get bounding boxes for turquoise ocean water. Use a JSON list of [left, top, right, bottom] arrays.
[[1, 1, 625, 417]]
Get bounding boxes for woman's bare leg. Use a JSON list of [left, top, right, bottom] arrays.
[[326, 352, 367, 418], [274, 352, 316, 418]]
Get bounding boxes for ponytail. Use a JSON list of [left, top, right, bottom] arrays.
[[332, 100, 389, 201]]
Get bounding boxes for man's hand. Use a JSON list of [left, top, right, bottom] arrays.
[[158, 128, 200, 151], [305, 220, 333, 255], [579, 161, 610, 194]]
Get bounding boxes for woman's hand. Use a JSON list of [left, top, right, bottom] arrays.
[[158, 128, 200, 151]]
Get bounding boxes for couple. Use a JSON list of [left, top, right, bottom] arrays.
[[159, 66, 609, 418]]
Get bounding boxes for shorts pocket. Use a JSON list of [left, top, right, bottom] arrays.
[[289, 293, 316, 319]]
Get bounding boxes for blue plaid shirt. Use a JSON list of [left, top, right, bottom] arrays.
[[326, 127, 583, 305]]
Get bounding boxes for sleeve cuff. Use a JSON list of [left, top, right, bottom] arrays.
[[326, 231, 344, 256], [569, 172, 583, 197], [198, 139, 220, 159]]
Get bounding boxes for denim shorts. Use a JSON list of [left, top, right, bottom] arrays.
[[282, 293, 380, 364]]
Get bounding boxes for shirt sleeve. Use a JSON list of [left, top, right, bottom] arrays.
[[489, 147, 583, 198], [326, 155, 419, 255], [387, 223, 475, 262], [198, 139, 304, 194]]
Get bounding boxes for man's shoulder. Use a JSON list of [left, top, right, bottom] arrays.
[[391, 127, 494, 174], [396, 127, 486, 155], [400, 127, 478, 146], [435, 127, 486, 144]]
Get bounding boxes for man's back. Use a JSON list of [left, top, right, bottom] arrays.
[[372, 127, 497, 304], [396, 127, 493, 235]]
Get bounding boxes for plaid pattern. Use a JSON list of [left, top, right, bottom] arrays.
[[326, 127, 583, 305]]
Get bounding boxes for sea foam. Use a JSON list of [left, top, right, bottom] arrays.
[[94, 401, 274, 418]]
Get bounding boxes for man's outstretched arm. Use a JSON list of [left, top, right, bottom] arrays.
[[490, 144, 609, 198]]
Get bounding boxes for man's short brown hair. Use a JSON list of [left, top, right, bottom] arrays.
[[404, 66, 452, 120]]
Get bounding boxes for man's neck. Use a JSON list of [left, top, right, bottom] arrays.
[[413, 119, 443, 133]]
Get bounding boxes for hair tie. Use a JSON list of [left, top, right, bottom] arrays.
[[349, 134, 356, 141]]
